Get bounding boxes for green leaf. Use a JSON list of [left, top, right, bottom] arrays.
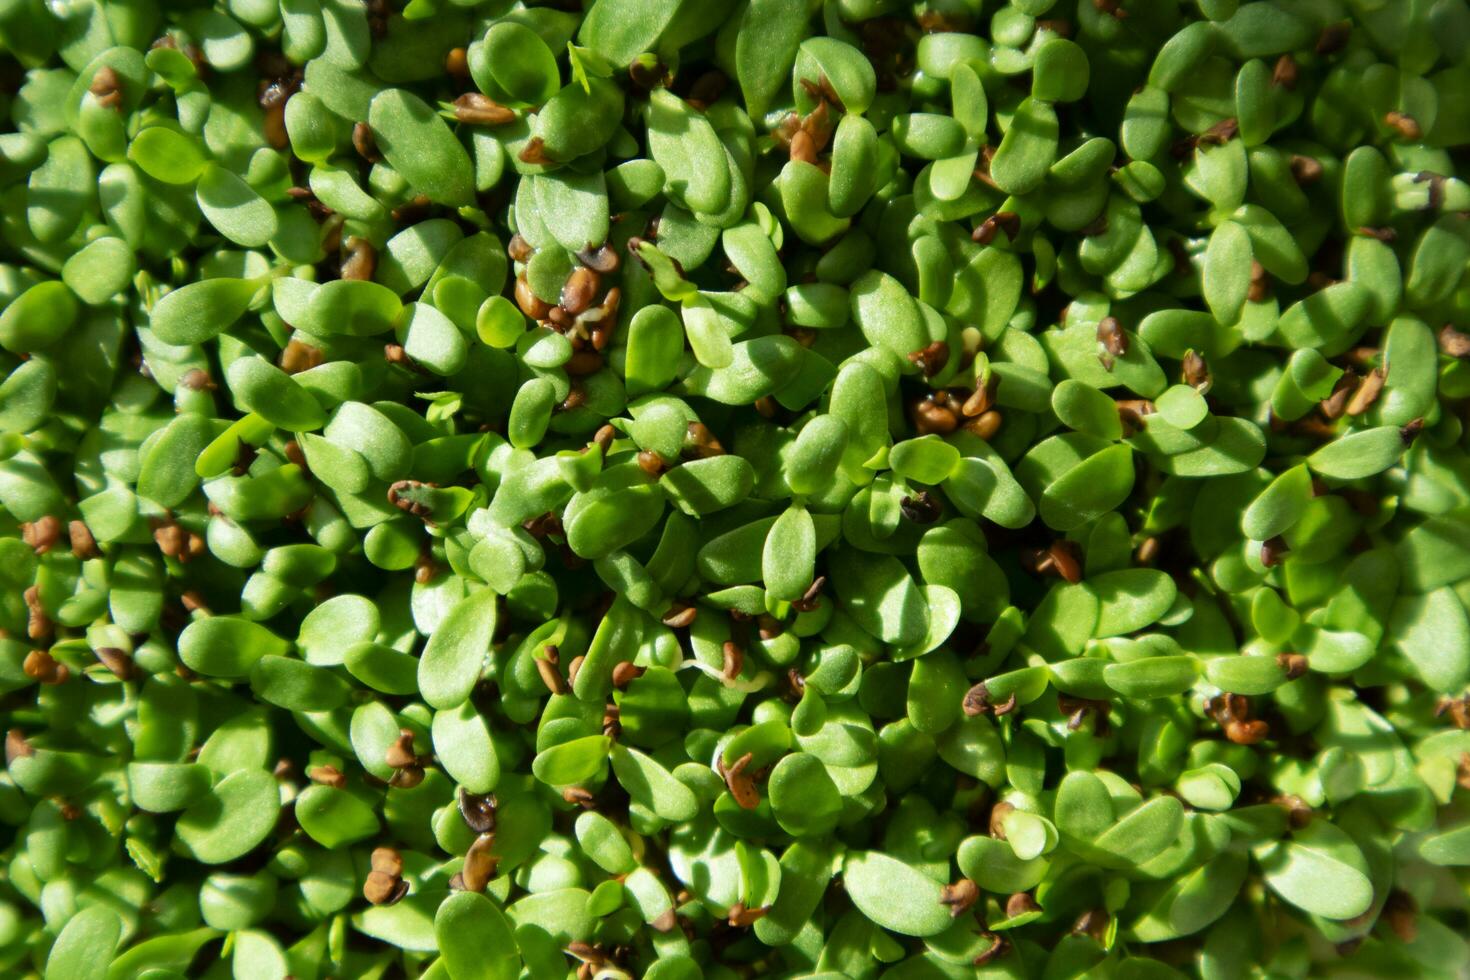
[[1389, 588, 1470, 694], [434, 891, 521, 980], [418, 587, 498, 708], [46, 906, 122, 980], [841, 851, 953, 937], [150, 278, 262, 346], [369, 88, 475, 206], [1257, 822, 1373, 920]]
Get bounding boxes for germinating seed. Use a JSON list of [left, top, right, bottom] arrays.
[[2, 0, 1470, 977]]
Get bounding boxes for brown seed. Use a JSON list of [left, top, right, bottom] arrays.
[[515, 275, 552, 321], [21, 515, 61, 554], [592, 424, 617, 457], [791, 575, 827, 613], [1272, 793, 1313, 828], [1288, 154, 1323, 186], [1136, 536, 1160, 565], [279, 339, 323, 374], [789, 127, 818, 165], [351, 121, 380, 162], [1345, 368, 1386, 416], [576, 244, 621, 274], [611, 661, 645, 688], [913, 397, 959, 436], [389, 764, 426, 789], [68, 520, 99, 559], [308, 764, 347, 788], [973, 933, 1010, 967], [561, 267, 601, 317], [1096, 316, 1128, 358], [24, 586, 50, 641], [964, 409, 1002, 440], [562, 785, 596, 808], [1199, 117, 1239, 145], [1073, 908, 1110, 943], [461, 833, 499, 892], [1382, 890, 1418, 944], [1385, 110, 1422, 141], [661, 604, 697, 629], [726, 902, 768, 927], [517, 136, 550, 165], [387, 479, 438, 518], [507, 233, 535, 264], [1260, 535, 1289, 568], [1006, 892, 1041, 918], [1438, 324, 1470, 358], [1048, 540, 1083, 584], [536, 648, 565, 696], [1272, 53, 1299, 89], [23, 649, 68, 685], [566, 941, 604, 966], [637, 450, 665, 478], [1181, 349, 1210, 390], [88, 65, 123, 110], [989, 801, 1015, 839], [179, 368, 215, 392], [260, 87, 290, 149], [94, 646, 134, 681], [363, 869, 408, 906], [1438, 696, 1470, 730], [385, 729, 419, 769], [534, 654, 566, 695], [371, 846, 404, 877], [1060, 694, 1111, 733], [602, 703, 621, 738], [721, 641, 743, 680], [684, 421, 725, 458], [6, 729, 33, 764], [962, 682, 993, 717], [800, 97, 833, 148], [458, 789, 497, 834], [1319, 373, 1355, 420], [642, 907, 678, 934], [939, 878, 979, 917], [1225, 718, 1270, 745], [452, 92, 515, 126], [1276, 652, 1308, 680], [906, 340, 950, 378], [722, 751, 760, 809], [753, 395, 779, 419], [565, 350, 604, 376], [567, 655, 585, 684], [1247, 260, 1270, 302], [558, 382, 587, 413], [1400, 418, 1425, 444], [900, 490, 942, 525], [972, 211, 1021, 245], [339, 236, 376, 282], [757, 613, 784, 641], [961, 382, 994, 417], [152, 521, 189, 560], [444, 47, 469, 78]]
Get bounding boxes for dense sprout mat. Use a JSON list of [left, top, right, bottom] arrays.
[[2, 0, 1470, 977]]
